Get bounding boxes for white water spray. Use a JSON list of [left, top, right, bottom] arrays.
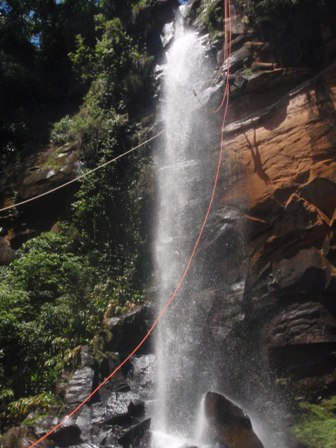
[[153, 11, 214, 447]]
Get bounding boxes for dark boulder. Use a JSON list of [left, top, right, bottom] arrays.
[[272, 247, 332, 292], [128, 399, 145, 418], [103, 398, 144, 427], [103, 305, 153, 354], [264, 301, 336, 395], [50, 423, 82, 447], [204, 392, 264, 448]]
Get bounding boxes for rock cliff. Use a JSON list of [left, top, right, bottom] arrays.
[[214, 2, 336, 402], [186, 1, 336, 444]]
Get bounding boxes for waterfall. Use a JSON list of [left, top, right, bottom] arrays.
[[152, 11, 214, 447]]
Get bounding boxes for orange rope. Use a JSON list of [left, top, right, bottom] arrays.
[[28, 2, 231, 446], [211, 0, 232, 114]]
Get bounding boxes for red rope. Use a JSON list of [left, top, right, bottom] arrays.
[[28, 2, 231, 446], [210, 0, 232, 114], [193, 0, 232, 115]]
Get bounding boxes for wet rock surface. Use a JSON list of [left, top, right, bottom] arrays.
[[204, 392, 264, 448], [102, 305, 153, 355], [178, 3, 336, 445], [183, 1, 336, 409], [18, 353, 155, 448]]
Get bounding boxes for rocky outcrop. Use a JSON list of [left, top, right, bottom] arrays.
[[131, 0, 178, 59], [264, 301, 336, 393], [0, 141, 80, 251], [218, 62, 336, 398]]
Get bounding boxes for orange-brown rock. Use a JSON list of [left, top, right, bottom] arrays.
[[214, 60, 336, 399], [223, 63, 336, 277]]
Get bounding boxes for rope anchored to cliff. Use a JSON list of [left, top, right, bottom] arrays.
[[27, 2, 232, 447]]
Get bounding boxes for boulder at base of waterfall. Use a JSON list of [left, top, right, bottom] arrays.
[[204, 392, 264, 448]]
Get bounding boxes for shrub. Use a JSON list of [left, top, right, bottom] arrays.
[[198, 0, 224, 36], [50, 115, 74, 146], [293, 397, 336, 448]]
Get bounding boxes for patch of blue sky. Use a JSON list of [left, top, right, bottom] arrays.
[[31, 32, 41, 48], [0, 1, 11, 14]]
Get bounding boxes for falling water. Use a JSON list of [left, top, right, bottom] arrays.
[[153, 10, 214, 447]]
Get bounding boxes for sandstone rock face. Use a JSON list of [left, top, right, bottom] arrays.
[[215, 45, 336, 403], [189, 5, 336, 443], [204, 392, 264, 448]]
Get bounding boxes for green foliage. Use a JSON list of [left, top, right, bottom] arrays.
[[131, 0, 151, 20], [0, 0, 99, 169], [50, 115, 74, 146], [0, 232, 103, 426], [69, 16, 145, 110], [0, 219, 149, 427], [1, 0, 155, 430], [241, 65, 253, 77], [293, 397, 336, 448], [7, 393, 58, 422], [236, 0, 308, 25], [198, 0, 224, 36], [63, 8, 154, 293], [68, 34, 95, 83]]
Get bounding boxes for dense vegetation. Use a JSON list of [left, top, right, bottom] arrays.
[[0, 0, 155, 427], [0, 0, 153, 167], [237, 0, 316, 24]]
